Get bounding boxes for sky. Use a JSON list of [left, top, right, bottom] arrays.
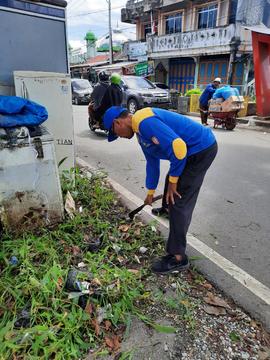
[[66, 0, 136, 51]]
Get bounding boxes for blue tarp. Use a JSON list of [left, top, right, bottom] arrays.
[[0, 96, 48, 128], [213, 86, 240, 100]]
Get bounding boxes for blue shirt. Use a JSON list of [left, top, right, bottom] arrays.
[[132, 108, 216, 192], [199, 84, 216, 107]]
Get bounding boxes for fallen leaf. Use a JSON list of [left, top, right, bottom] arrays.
[[202, 282, 213, 290], [258, 348, 270, 360], [118, 224, 130, 232], [72, 246, 81, 256], [127, 269, 139, 274], [56, 277, 63, 291], [104, 320, 111, 331], [134, 228, 141, 236], [250, 320, 258, 328], [92, 278, 102, 287], [85, 302, 93, 315], [203, 305, 226, 316], [180, 300, 190, 307], [204, 293, 230, 309], [105, 335, 121, 351], [92, 318, 100, 336], [105, 336, 114, 350], [65, 191, 76, 219]]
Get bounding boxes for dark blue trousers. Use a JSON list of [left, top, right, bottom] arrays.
[[162, 142, 218, 256]]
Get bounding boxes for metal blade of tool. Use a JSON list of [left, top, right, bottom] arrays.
[[128, 194, 163, 220]]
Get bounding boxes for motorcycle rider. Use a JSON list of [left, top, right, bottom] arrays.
[[89, 72, 123, 129], [90, 71, 110, 121]]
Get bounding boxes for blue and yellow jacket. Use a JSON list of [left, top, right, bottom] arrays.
[[132, 108, 216, 195]]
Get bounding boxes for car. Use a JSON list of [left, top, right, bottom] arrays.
[[71, 79, 93, 105], [153, 82, 169, 90], [121, 76, 171, 114]]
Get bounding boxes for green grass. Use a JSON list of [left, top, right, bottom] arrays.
[[0, 169, 198, 359]]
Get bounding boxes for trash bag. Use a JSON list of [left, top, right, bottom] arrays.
[[0, 95, 48, 128], [212, 86, 240, 100]]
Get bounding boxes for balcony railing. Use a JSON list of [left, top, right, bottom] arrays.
[[147, 24, 236, 54]]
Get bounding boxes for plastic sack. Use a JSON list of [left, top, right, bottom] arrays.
[[0, 95, 48, 128], [212, 86, 240, 100]]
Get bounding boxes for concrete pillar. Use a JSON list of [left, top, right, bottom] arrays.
[[194, 57, 199, 88]]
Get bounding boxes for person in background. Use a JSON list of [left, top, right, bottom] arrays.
[[100, 73, 123, 113], [91, 71, 110, 121], [103, 106, 217, 274], [199, 78, 221, 125]]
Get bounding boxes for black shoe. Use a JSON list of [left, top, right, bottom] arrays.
[[151, 207, 169, 217], [151, 254, 189, 274]]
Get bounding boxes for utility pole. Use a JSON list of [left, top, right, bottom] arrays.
[[107, 0, 113, 64]]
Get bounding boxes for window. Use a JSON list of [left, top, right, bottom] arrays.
[[198, 4, 218, 29], [165, 13, 182, 34], [144, 23, 152, 38]]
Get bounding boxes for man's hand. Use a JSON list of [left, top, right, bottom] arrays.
[[166, 182, 181, 205], [144, 194, 154, 206]]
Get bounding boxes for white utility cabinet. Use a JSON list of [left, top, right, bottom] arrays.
[[14, 71, 75, 172], [0, 126, 64, 231]]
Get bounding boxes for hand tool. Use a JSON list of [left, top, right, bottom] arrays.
[[128, 194, 163, 220]]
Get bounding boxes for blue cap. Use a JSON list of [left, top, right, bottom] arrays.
[[103, 106, 127, 142]]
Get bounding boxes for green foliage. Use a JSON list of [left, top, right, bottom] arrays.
[[185, 88, 202, 97], [0, 169, 165, 359]]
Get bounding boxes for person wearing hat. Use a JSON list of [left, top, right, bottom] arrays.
[[199, 78, 221, 125], [103, 106, 217, 274]]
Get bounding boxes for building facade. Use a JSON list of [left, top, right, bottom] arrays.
[[121, 0, 270, 94]]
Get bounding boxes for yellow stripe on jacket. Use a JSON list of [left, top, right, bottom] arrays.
[[132, 108, 155, 133]]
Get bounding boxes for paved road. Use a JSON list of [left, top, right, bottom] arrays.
[[73, 105, 270, 288]]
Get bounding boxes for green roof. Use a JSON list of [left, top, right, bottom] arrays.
[[85, 32, 97, 42]]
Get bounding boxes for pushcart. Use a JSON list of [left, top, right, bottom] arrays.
[[209, 110, 238, 130]]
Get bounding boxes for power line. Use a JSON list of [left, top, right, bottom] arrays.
[[67, 0, 266, 28], [67, 4, 126, 18]]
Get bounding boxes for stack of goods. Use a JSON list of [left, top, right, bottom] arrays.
[[209, 86, 244, 113]]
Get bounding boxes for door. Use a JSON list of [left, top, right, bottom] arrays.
[[169, 58, 195, 94], [198, 58, 228, 87]]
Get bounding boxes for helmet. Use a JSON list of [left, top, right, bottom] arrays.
[[98, 71, 109, 82], [213, 77, 221, 83], [110, 72, 121, 85]]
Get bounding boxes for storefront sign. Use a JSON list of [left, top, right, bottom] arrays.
[[127, 41, 148, 60]]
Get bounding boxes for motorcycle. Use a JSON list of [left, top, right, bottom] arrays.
[[88, 102, 108, 134]]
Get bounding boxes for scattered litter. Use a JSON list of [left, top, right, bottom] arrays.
[[14, 308, 31, 329], [164, 343, 169, 352], [9, 256, 18, 265], [134, 255, 141, 264], [139, 246, 148, 254], [151, 225, 157, 232], [65, 191, 76, 219], [65, 269, 92, 292], [171, 283, 177, 290], [97, 307, 107, 324], [215, 241, 219, 245], [85, 234, 103, 253], [112, 244, 121, 253], [77, 262, 86, 268], [79, 206, 83, 213]]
